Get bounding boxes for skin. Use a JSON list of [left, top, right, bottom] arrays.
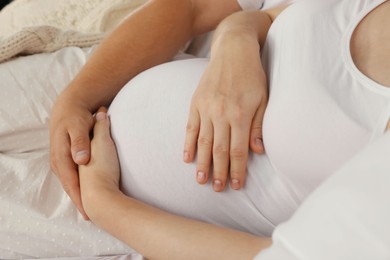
[[79, 7, 287, 259], [78, 2, 390, 259], [350, 0, 390, 130], [184, 5, 285, 192], [80, 108, 271, 260], [50, 0, 248, 219]]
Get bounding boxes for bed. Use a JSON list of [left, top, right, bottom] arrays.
[[0, 0, 148, 258], [2, 0, 390, 259]]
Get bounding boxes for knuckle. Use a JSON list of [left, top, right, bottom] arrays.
[[71, 135, 88, 150], [213, 100, 227, 117], [231, 105, 246, 123], [230, 148, 247, 161], [213, 144, 229, 158], [251, 125, 263, 135], [230, 168, 246, 180], [213, 171, 228, 181], [186, 122, 198, 133], [198, 137, 212, 148]]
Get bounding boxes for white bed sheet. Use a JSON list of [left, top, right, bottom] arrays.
[[0, 47, 142, 259]]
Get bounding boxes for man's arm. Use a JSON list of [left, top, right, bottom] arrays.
[[50, 0, 242, 219], [63, 0, 244, 111]]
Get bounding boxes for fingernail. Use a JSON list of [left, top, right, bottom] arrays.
[[183, 151, 190, 162], [96, 112, 107, 121], [256, 138, 263, 148], [197, 171, 206, 183], [75, 151, 88, 162], [213, 179, 222, 191], [231, 179, 240, 190]]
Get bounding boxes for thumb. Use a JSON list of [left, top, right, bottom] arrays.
[[249, 102, 267, 154], [93, 107, 110, 140], [70, 121, 92, 166]]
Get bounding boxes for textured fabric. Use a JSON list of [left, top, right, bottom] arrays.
[[0, 46, 141, 259], [0, 0, 147, 62]]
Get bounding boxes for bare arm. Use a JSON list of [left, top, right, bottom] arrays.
[[79, 8, 288, 259], [63, 0, 244, 110], [183, 4, 288, 191], [79, 108, 271, 260], [50, 0, 242, 219]]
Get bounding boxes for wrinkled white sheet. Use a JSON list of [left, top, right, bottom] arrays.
[[0, 47, 142, 259]]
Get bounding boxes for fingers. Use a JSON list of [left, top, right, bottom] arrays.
[[212, 122, 230, 191], [229, 122, 250, 190], [183, 107, 200, 163], [50, 131, 89, 220], [196, 119, 213, 185], [60, 166, 89, 220], [249, 99, 267, 154], [185, 107, 252, 191], [93, 107, 110, 139]]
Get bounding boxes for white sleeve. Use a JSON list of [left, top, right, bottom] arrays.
[[237, 0, 264, 10], [262, 0, 297, 9], [255, 132, 390, 260]]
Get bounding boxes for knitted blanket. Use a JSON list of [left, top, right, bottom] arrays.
[[0, 0, 147, 63]]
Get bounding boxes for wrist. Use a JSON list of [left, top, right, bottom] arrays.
[[59, 82, 100, 112], [211, 21, 260, 60], [80, 177, 122, 220]]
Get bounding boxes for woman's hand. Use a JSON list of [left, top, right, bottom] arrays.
[[78, 107, 272, 259], [184, 29, 268, 192], [78, 107, 121, 217]]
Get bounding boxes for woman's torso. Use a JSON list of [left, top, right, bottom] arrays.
[[111, 0, 390, 237], [262, 0, 390, 200]]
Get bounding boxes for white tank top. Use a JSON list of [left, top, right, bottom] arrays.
[[262, 0, 390, 201]]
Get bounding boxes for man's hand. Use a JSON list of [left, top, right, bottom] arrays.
[[183, 29, 268, 192], [50, 92, 94, 219]]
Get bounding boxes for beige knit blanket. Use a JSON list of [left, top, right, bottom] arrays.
[[0, 0, 147, 63]]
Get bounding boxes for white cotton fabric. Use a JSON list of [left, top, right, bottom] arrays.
[[255, 0, 390, 258], [261, 0, 390, 200], [237, 0, 264, 10], [109, 0, 390, 242], [0, 47, 141, 259], [255, 131, 390, 260], [109, 59, 298, 236], [262, 0, 296, 9]]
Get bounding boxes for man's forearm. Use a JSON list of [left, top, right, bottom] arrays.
[[63, 0, 243, 112], [64, 0, 194, 111]]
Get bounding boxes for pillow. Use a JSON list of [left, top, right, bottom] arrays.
[[0, 0, 147, 62]]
